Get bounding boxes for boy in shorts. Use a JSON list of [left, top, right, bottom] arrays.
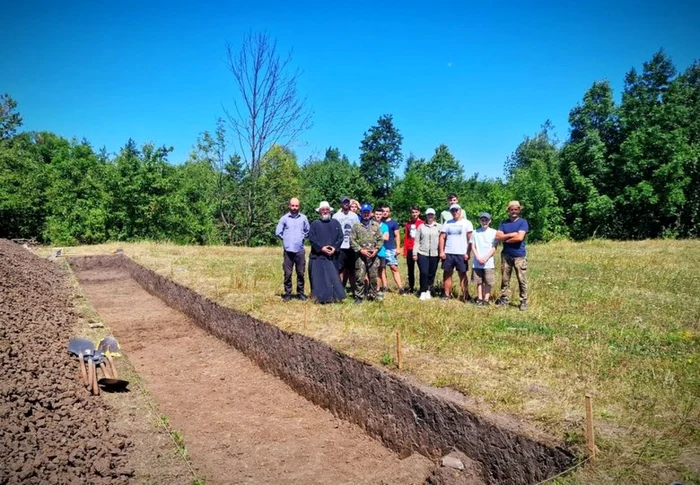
[[438, 203, 473, 300], [375, 207, 389, 296], [470, 212, 498, 305]]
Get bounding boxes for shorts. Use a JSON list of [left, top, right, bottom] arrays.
[[471, 268, 495, 286], [378, 256, 387, 268], [385, 249, 398, 267], [442, 253, 467, 273], [337, 248, 356, 272]]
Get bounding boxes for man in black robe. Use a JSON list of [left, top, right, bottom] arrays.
[[308, 201, 346, 303]]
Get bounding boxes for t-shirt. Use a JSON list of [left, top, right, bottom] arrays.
[[384, 219, 400, 250], [440, 210, 452, 225], [498, 218, 529, 257], [470, 227, 498, 269], [333, 210, 360, 249], [403, 218, 424, 253], [440, 218, 474, 255], [377, 223, 389, 258]]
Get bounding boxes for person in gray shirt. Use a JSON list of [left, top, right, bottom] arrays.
[[333, 196, 360, 288]]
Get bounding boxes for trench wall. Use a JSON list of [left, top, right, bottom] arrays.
[[69, 255, 574, 484]]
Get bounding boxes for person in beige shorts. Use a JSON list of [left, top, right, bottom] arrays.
[[470, 212, 498, 306]]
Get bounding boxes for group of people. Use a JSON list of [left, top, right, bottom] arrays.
[[275, 194, 529, 310]]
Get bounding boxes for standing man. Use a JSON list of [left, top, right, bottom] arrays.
[[333, 196, 360, 289], [441, 194, 459, 224], [403, 205, 424, 294], [381, 204, 406, 294], [275, 197, 310, 301], [495, 201, 529, 311], [438, 203, 473, 301], [350, 203, 383, 303], [470, 212, 498, 306], [309, 201, 346, 303]]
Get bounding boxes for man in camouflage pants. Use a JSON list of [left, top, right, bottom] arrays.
[[350, 203, 384, 303]]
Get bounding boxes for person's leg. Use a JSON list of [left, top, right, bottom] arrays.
[[367, 257, 379, 300], [458, 270, 468, 300], [282, 251, 294, 297], [428, 256, 439, 293], [294, 249, 306, 296], [443, 269, 454, 297], [348, 250, 357, 290], [472, 269, 484, 301], [354, 257, 367, 300], [406, 249, 415, 290], [483, 269, 495, 303], [514, 257, 528, 307], [338, 249, 347, 285], [417, 254, 429, 293], [498, 254, 513, 304]]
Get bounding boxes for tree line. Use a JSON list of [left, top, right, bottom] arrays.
[[0, 50, 698, 246]]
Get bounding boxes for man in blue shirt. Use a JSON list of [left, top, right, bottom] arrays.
[[275, 197, 310, 301], [495, 200, 529, 310]]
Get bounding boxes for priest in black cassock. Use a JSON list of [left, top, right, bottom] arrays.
[[308, 201, 346, 303]]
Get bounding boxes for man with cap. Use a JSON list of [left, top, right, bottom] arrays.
[[441, 194, 459, 224], [275, 197, 310, 301], [333, 196, 360, 289], [470, 212, 498, 305], [308, 201, 346, 303], [438, 203, 473, 301], [350, 203, 384, 303], [495, 200, 529, 310]]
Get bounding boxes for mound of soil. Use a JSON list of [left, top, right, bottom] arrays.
[[0, 240, 134, 484]]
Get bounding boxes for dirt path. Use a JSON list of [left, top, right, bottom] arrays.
[[74, 267, 434, 485]]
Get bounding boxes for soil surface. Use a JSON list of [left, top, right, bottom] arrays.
[[0, 240, 134, 484], [74, 266, 436, 485]]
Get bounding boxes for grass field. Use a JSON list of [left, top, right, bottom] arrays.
[[51, 239, 700, 484]]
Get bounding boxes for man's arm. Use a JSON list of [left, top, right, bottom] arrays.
[[275, 217, 285, 240], [308, 223, 323, 253], [465, 231, 473, 259], [350, 224, 361, 252], [505, 231, 527, 243], [394, 226, 401, 256], [438, 232, 446, 259], [302, 216, 310, 240]]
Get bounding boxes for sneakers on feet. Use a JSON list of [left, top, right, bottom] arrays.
[[354, 298, 363, 305], [425, 291, 432, 300], [519, 300, 528, 311], [282, 293, 293, 302], [297, 293, 308, 302], [419, 292, 427, 301], [495, 297, 509, 306], [475, 299, 484, 306]]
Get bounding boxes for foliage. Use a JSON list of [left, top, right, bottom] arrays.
[[359, 114, 403, 200]]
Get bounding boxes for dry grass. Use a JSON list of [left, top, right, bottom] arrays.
[[47, 239, 700, 484]]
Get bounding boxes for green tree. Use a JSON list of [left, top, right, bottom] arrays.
[[0, 94, 22, 140], [359, 114, 403, 199]]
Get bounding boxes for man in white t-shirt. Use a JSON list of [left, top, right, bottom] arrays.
[[438, 203, 473, 301], [470, 212, 498, 306], [333, 196, 360, 289]]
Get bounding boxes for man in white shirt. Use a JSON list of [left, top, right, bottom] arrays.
[[470, 212, 498, 306], [438, 203, 473, 301]]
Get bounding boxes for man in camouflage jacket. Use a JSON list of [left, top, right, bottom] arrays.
[[350, 203, 384, 302]]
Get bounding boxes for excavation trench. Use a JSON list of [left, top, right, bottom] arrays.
[[70, 255, 574, 484]]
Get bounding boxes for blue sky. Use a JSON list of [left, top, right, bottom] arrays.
[[2, 1, 698, 178]]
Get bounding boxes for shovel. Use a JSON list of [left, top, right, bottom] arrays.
[[97, 336, 121, 357], [68, 338, 94, 387]]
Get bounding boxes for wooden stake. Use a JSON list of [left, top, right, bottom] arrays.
[[396, 330, 403, 370], [585, 394, 596, 460]]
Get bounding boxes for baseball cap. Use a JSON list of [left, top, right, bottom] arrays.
[[449, 203, 461, 211], [425, 208, 436, 215], [340, 196, 351, 203], [316, 201, 332, 212], [479, 212, 491, 220], [360, 203, 373, 212]]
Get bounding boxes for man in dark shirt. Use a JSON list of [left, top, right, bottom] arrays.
[[495, 200, 529, 310], [381, 204, 406, 294]]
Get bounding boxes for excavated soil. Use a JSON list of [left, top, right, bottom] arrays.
[[0, 240, 134, 484], [73, 267, 437, 484]]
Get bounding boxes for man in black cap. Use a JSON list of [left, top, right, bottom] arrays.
[[333, 196, 360, 289]]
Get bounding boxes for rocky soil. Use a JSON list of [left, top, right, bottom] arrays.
[[0, 240, 134, 484]]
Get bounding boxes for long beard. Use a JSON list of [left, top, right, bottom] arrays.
[[320, 213, 331, 221]]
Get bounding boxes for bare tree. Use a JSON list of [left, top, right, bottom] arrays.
[[224, 32, 312, 178]]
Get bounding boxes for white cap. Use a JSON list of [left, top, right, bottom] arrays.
[[425, 208, 436, 215], [316, 201, 332, 212], [449, 203, 461, 210]]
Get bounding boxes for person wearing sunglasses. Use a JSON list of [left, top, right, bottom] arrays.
[[438, 203, 473, 301]]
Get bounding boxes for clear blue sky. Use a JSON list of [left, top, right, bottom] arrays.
[[2, 0, 698, 178]]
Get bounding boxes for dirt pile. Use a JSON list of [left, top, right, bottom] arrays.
[[0, 240, 134, 484]]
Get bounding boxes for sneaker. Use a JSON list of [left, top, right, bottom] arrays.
[[482, 299, 491, 306], [354, 298, 363, 305], [519, 300, 528, 311], [441, 295, 451, 301], [495, 297, 509, 306], [475, 299, 484, 306], [398, 288, 408, 295], [297, 293, 308, 302], [282, 293, 293, 302], [425, 292, 432, 300], [419, 292, 427, 301]]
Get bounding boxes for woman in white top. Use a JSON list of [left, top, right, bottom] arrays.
[[413, 208, 442, 300]]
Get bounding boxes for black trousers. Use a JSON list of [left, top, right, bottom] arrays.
[[406, 249, 416, 289], [417, 254, 439, 293], [283, 249, 305, 295]]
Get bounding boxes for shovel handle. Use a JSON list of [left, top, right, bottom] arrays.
[[78, 356, 88, 386], [106, 354, 119, 379], [88, 359, 100, 395], [99, 362, 111, 379], [87, 358, 94, 391]]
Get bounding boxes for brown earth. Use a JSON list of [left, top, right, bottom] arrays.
[[74, 266, 439, 484], [0, 240, 134, 484]]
